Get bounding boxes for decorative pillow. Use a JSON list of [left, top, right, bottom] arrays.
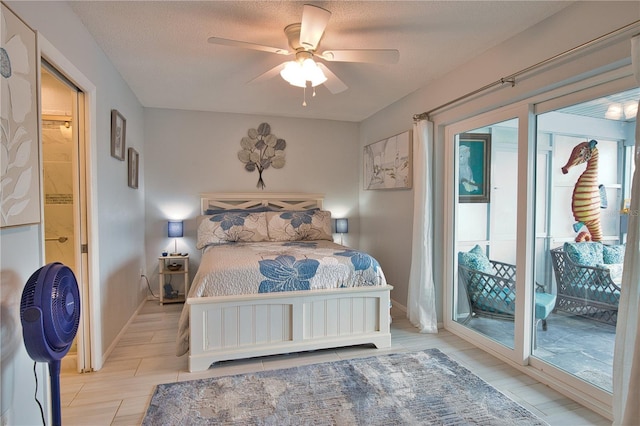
[[596, 263, 624, 285], [266, 209, 332, 241], [458, 245, 495, 274], [563, 242, 603, 267], [603, 244, 625, 264], [196, 212, 268, 249]]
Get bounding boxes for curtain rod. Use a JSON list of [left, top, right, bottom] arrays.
[[413, 20, 640, 122]]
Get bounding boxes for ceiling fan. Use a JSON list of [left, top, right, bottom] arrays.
[[208, 4, 399, 104]]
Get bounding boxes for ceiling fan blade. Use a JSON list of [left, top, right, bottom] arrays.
[[319, 49, 399, 64], [299, 4, 331, 50], [208, 37, 291, 56], [248, 63, 286, 84], [317, 63, 348, 94]]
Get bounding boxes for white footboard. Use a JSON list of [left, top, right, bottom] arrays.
[[188, 285, 393, 372]]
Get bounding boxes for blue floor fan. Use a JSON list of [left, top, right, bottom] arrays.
[[20, 262, 81, 426]]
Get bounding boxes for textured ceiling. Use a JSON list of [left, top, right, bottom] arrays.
[[68, 1, 572, 122]]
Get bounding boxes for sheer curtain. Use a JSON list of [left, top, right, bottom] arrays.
[[407, 118, 438, 333], [613, 34, 640, 425]]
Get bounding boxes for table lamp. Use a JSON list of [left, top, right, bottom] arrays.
[[168, 220, 183, 256], [335, 218, 348, 245]]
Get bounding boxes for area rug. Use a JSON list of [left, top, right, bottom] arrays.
[[143, 349, 546, 425]]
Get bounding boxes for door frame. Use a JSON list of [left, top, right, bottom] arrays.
[[443, 104, 535, 365], [439, 67, 637, 419], [38, 35, 101, 371]]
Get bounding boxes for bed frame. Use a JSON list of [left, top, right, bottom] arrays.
[[187, 192, 393, 372]]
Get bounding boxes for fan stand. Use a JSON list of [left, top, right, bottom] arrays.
[[20, 262, 80, 426], [49, 360, 63, 426]]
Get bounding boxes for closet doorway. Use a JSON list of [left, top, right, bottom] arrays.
[[41, 62, 92, 373]]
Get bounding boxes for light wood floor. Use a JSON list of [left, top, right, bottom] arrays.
[[61, 301, 611, 425]]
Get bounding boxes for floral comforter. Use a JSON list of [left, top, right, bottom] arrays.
[[176, 240, 387, 356]]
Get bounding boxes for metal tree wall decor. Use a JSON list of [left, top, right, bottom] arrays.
[[238, 123, 286, 189]]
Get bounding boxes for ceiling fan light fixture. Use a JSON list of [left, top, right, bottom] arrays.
[[280, 61, 307, 87], [280, 58, 327, 88], [308, 61, 327, 87]]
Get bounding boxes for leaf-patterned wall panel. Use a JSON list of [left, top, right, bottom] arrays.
[[1, 4, 41, 228]]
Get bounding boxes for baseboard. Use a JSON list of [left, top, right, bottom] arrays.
[[391, 298, 407, 313], [100, 298, 147, 370], [391, 298, 443, 331]]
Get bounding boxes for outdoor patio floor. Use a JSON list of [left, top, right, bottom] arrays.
[[464, 311, 615, 392]]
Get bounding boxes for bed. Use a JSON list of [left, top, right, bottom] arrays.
[[177, 193, 393, 372]]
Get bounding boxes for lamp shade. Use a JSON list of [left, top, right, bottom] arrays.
[[335, 218, 349, 234], [280, 58, 327, 88], [168, 221, 184, 238]]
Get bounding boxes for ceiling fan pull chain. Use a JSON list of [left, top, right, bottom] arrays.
[[303, 86, 307, 107], [312, 87, 317, 97]]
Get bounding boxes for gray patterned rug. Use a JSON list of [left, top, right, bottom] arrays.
[[143, 349, 546, 425]]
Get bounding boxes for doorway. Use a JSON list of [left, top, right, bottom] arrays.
[[40, 62, 92, 373]]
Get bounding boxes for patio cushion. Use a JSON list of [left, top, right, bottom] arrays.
[[603, 244, 625, 264], [473, 288, 555, 320], [473, 287, 514, 315], [458, 245, 496, 274], [534, 292, 556, 320], [563, 242, 603, 267]]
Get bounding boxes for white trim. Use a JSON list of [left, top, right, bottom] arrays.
[[200, 192, 325, 214]]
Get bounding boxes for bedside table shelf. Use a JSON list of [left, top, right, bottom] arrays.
[[158, 255, 190, 305]]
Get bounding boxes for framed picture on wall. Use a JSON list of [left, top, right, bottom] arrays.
[[111, 109, 126, 160], [364, 130, 412, 190], [128, 148, 139, 189], [0, 4, 42, 228], [458, 133, 491, 203]]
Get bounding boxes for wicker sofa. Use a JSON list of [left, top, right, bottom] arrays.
[[458, 246, 556, 341], [550, 243, 623, 326]]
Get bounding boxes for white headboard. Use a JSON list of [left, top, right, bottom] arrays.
[[200, 192, 324, 214]]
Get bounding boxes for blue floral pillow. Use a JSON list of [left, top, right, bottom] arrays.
[[196, 212, 269, 249], [563, 242, 604, 267], [603, 244, 625, 264], [266, 209, 332, 241], [458, 245, 495, 274]]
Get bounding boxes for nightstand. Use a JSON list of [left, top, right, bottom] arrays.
[[158, 255, 189, 304]]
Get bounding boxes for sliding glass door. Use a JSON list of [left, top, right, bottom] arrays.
[[451, 116, 522, 351], [531, 86, 638, 393], [446, 80, 638, 403]]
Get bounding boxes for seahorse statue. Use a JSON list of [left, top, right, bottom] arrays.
[[561, 139, 602, 241]]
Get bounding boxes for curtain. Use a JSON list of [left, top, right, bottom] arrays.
[[613, 34, 640, 425], [407, 119, 438, 333]]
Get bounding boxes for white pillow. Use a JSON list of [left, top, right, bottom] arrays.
[[596, 263, 624, 286]]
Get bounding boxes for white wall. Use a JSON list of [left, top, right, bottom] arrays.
[[143, 108, 360, 290], [358, 1, 639, 321], [1, 2, 145, 424]]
